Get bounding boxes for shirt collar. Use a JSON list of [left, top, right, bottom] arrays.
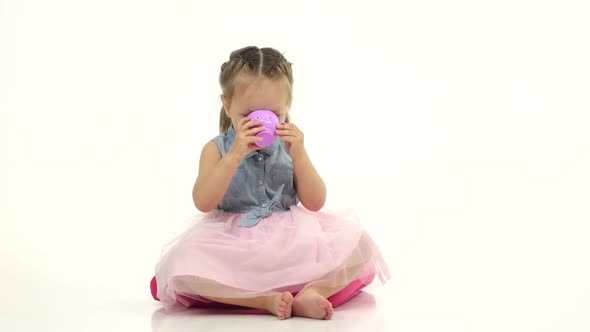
[[227, 125, 279, 158]]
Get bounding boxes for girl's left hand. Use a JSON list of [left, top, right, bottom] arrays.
[[276, 122, 306, 159]]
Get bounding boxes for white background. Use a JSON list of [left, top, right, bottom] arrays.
[[1, 0, 589, 331]]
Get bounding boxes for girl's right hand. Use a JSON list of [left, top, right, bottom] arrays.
[[227, 117, 266, 160]]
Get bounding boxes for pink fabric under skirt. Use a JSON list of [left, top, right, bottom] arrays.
[[154, 205, 390, 307]]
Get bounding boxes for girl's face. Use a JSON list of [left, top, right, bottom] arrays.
[[223, 74, 290, 129]]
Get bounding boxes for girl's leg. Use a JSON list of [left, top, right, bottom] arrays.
[[174, 276, 294, 320], [199, 293, 294, 320]]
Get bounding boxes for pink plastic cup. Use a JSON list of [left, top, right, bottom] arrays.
[[247, 110, 279, 148]]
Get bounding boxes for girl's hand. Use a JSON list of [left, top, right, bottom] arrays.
[[227, 117, 266, 160], [276, 122, 306, 159]]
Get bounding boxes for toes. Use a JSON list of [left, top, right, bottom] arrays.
[[281, 293, 293, 306], [278, 307, 287, 320], [277, 292, 293, 320], [320, 299, 334, 320]]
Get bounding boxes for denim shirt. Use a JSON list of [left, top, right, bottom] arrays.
[[211, 126, 299, 226]]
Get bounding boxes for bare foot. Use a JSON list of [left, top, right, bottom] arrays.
[[266, 292, 294, 320], [293, 288, 334, 320]]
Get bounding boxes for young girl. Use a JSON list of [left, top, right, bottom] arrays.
[[151, 46, 390, 320]]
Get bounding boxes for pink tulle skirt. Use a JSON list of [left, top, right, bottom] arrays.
[[154, 205, 390, 307]]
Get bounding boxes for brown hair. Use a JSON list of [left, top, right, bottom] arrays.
[[218, 46, 293, 133]]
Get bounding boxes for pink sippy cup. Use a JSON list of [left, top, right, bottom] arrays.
[[247, 110, 279, 148]]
